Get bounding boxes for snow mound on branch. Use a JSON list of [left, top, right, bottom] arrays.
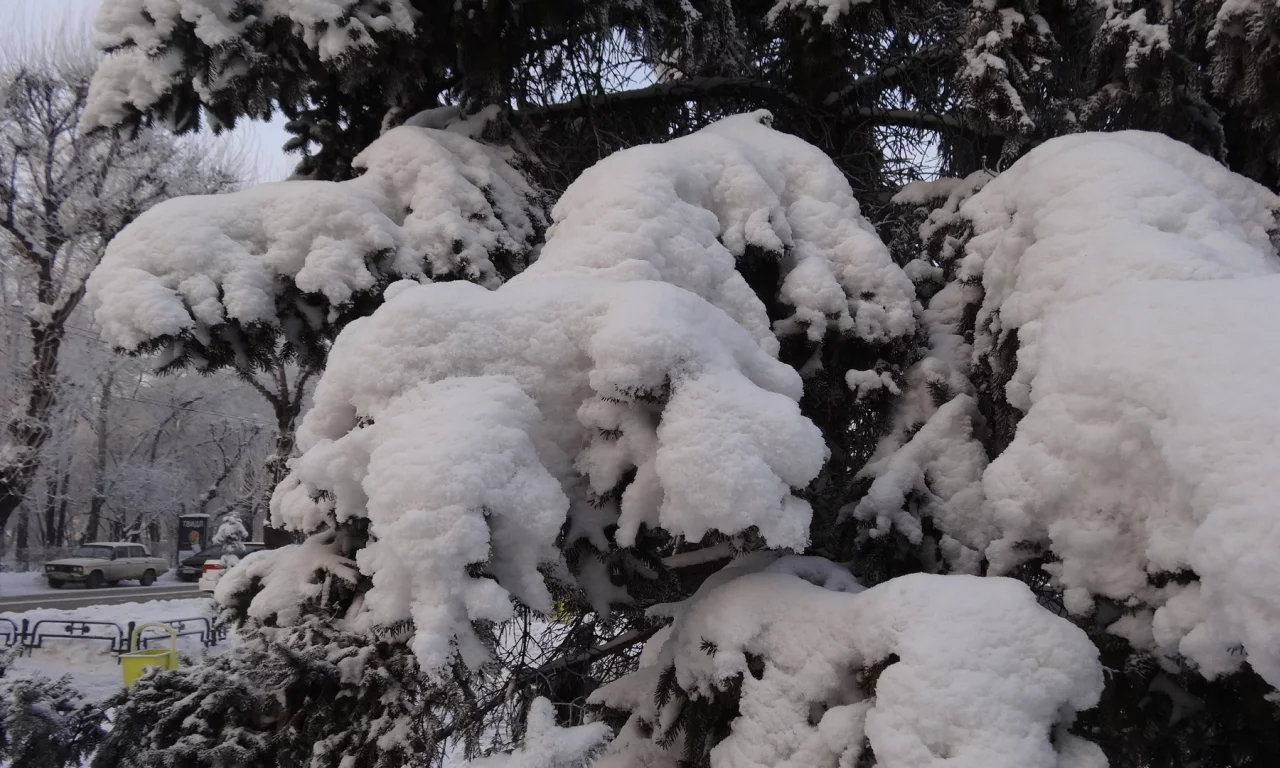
[[838, 265, 989, 573], [87, 124, 541, 352], [851, 394, 990, 570], [955, 131, 1280, 686], [985, 277, 1280, 687], [271, 278, 826, 675], [527, 111, 916, 353], [460, 697, 610, 768], [215, 533, 358, 627], [87, 0, 417, 128], [284, 375, 568, 672], [766, 0, 870, 26], [957, 130, 1279, 411], [592, 568, 1103, 768]]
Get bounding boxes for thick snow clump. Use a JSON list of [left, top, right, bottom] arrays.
[[955, 131, 1280, 687], [530, 111, 917, 354], [268, 278, 826, 676], [592, 557, 1105, 768], [86, 122, 541, 355]]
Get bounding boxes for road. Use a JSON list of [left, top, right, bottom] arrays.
[[0, 583, 204, 613]]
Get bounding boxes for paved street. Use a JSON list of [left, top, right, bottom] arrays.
[[0, 583, 203, 613]]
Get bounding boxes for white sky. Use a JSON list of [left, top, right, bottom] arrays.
[[4, 0, 296, 182]]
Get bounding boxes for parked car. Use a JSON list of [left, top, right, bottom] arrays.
[[197, 549, 259, 593], [197, 562, 225, 593], [177, 543, 264, 582], [43, 543, 168, 589]]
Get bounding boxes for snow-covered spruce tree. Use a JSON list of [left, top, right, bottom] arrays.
[[0, 650, 105, 768], [81, 0, 956, 188], [86, 110, 546, 494], [95, 112, 1107, 768], [888, 131, 1280, 765], [1207, 0, 1280, 187], [82, 0, 1186, 198], [950, 0, 1066, 166], [212, 510, 249, 556]]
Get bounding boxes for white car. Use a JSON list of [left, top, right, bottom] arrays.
[[197, 553, 246, 593], [43, 542, 169, 589]]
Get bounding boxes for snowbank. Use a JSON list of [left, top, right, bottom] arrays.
[[1, 597, 219, 703]]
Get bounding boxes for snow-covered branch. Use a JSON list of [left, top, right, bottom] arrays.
[[87, 121, 544, 370]]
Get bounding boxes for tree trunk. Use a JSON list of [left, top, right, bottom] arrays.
[[262, 400, 301, 549], [0, 321, 65, 542], [54, 467, 70, 546], [42, 465, 59, 548], [55, 489, 69, 548], [86, 372, 114, 544], [15, 508, 29, 567]]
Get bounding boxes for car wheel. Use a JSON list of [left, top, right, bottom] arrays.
[[47, 578, 64, 589], [86, 571, 104, 589], [140, 570, 156, 586]]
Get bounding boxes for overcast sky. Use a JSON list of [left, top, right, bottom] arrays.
[[5, 0, 296, 182]]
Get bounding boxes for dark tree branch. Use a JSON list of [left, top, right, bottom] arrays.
[[514, 75, 989, 137], [431, 623, 661, 745]]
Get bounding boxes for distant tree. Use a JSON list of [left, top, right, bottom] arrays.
[[211, 510, 249, 557], [0, 40, 238, 543]]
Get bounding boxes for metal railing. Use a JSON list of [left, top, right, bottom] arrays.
[[0, 615, 227, 657]]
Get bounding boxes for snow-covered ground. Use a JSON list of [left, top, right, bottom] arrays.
[[1, 597, 221, 702], [0, 567, 185, 597]]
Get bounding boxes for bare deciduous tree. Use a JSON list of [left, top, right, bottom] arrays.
[[0, 43, 239, 537]]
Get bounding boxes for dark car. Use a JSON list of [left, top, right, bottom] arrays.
[[177, 542, 265, 581]]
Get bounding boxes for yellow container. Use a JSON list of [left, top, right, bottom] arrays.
[[121, 622, 179, 686]]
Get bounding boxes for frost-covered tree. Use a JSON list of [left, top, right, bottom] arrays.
[[886, 130, 1280, 765], [86, 108, 546, 501], [211, 510, 249, 558], [81, 4, 1280, 765], [0, 43, 237, 541], [0, 650, 104, 768], [95, 112, 1115, 768]]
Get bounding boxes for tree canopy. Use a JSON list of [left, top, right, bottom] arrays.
[[74, 2, 1280, 768], [85, 0, 1280, 191]]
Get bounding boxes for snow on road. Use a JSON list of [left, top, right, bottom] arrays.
[[1, 596, 223, 702], [0, 567, 186, 598]]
